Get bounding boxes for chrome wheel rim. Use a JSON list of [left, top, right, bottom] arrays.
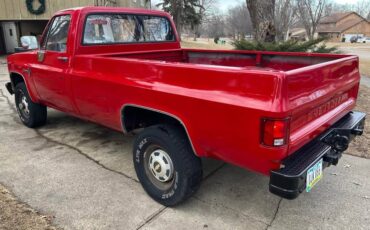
[[144, 145, 174, 190], [17, 91, 30, 119]]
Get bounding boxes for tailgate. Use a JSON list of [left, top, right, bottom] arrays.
[[285, 55, 360, 155]]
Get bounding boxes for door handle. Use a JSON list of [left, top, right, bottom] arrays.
[[57, 56, 69, 62]]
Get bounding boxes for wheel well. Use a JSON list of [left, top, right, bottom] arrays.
[[122, 105, 198, 155], [10, 73, 25, 87], [122, 106, 184, 133]]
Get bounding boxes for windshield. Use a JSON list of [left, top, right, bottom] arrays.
[[83, 14, 175, 45]]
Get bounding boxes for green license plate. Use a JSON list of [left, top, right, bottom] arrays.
[[306, 159, 323, 192]]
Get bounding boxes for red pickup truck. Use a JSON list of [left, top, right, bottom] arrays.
[[5, 7, 366, 206]]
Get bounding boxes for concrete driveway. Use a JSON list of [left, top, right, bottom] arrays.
[[0, 59, 369, 230]]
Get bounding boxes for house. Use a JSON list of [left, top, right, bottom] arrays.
[[0, 0, 150, 54], [317, 12, 370, 42], [288, 27, 306, 41]]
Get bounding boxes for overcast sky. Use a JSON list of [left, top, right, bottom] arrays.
[[152, 0, 360, 13]]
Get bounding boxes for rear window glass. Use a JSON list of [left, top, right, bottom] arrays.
[[83, 14, 175, 44]]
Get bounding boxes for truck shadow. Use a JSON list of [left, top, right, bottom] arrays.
[[41, 109, 236, 181], [41, 109, 281, 218], [12, 108, 370, 229]]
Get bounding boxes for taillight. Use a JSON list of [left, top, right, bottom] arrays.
[[261, 118, 289, 147]]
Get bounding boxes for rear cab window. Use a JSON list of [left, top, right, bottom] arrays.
[[82, 14, 175, 45]]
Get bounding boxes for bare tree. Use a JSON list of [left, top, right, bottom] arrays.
[[192, 0, 217, 40], [226, 4, 252, 40], [353, 0, 370, 18], [157, 0, 203, 40], [327, 0, 370, 18], [198, 0, 217, 19], [246, 0, 276, 42], [323, 3, 335, 16], [203, 13, 226, 39], [296, 0, 326, 40], [275, 0, 298, 41]]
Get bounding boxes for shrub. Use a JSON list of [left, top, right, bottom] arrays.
[[232, 37, 340, 54], [214, 37, 220, 44]]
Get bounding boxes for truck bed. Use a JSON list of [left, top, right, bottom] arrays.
[[106, 49, 346, 72], [92, 49, 359, 161]]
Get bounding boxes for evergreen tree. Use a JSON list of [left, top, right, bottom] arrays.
[[233, 37, 340, 53], [157, 0, 203, 40]]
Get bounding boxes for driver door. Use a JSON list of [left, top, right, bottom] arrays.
[[32, 14, 75, 113]]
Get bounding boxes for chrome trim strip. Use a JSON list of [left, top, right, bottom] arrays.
[[120, 104, 198, 156], [9, 70, 37, 102]]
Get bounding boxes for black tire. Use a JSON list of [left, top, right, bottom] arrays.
[[133, 124, 203, 206], [14, 82, 47, 128]]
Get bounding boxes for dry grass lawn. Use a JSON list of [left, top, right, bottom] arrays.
[[0, 184, 58, 230], [351, 86, 370, 159], [327, 42, 370, 77], [181, 38, 233, 50], [359, 59, 370, 77]]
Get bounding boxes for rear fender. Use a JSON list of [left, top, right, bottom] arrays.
[[121, 104, 198, 156], [9, 71, 39, 102]]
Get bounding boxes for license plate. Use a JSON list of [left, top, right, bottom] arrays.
[[306, 159, 323, 192]]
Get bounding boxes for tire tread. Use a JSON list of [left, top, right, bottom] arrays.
[[15, 82, 47, 128], [134, 124, 202, 206]]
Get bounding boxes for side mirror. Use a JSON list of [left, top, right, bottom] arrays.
[[20, 36, 39, 50], [14, 36, 39, 53]]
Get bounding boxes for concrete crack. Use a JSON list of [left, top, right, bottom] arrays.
[[34, 129, 140, 183], [203, 163, 226, 181], [136, 206, 167, 230], [0, 88, 139, 184], [0, 88, 22, 125], [265, 198, 282, 230], [0, 181, 62, 230], [134, 163, 227, 229]]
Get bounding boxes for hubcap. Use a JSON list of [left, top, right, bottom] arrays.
[[148, 149, 174, 182], [17, 92, 30, 119]]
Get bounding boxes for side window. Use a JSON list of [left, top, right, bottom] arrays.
[[44, 15, 71, 52], [142, 16, 174, 42]]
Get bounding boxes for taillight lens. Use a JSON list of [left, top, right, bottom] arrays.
[[262, 119, 289, 147]]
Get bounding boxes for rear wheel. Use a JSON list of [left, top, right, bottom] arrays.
[[133, 124, 202, 206], [15, 82, 47, 128]]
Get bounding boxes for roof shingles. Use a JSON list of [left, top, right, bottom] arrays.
[[317, 12, 368, 33], [320, 12, 352, 24], [318, 18, 364, 33]]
